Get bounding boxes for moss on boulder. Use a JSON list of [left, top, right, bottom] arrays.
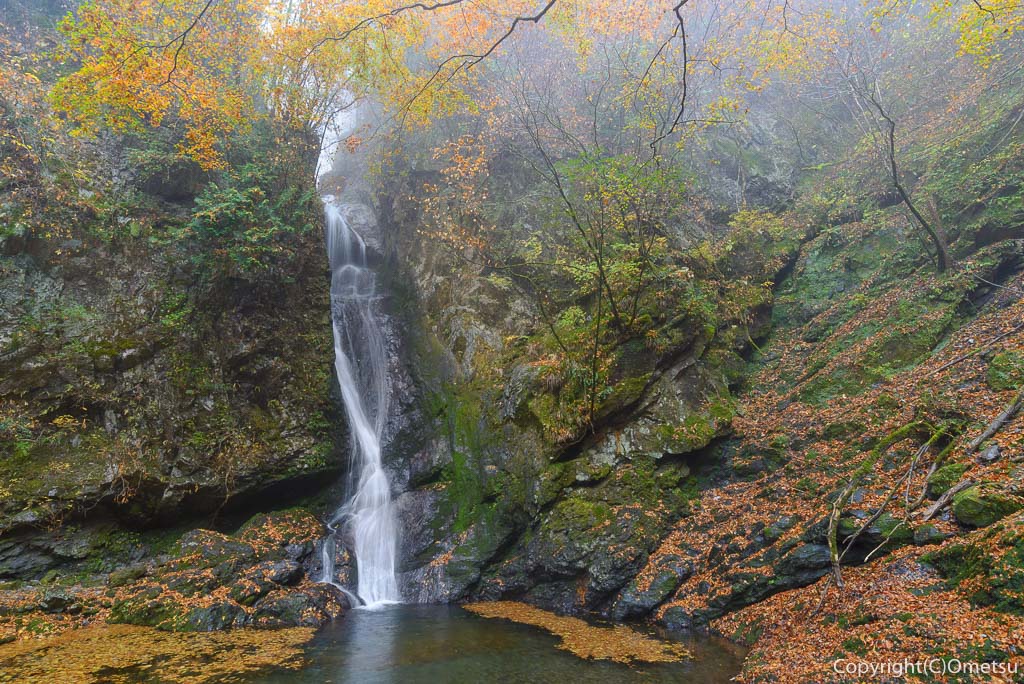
[[927, 463, 970, 499], [924, 513, 1024, 614], [987, 351, 1024, 391], [952, 486, 1023, 528], [108, 509, 344, 632]]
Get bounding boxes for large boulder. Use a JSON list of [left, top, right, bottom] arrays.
[[924, 512, 1024, 613], [109, 509, 347, 632], [952, 486, 1023, 529]]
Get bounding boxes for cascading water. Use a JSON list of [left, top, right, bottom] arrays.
[[318, 199, 401, 607]]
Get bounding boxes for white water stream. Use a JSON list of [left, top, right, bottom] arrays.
[[318, 200, 401, 607], [315, 99, 400, 606]]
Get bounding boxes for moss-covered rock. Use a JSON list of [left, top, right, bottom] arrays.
[[0, 166, 339, 575], [870, 513, 914, 548], [927, 463, 970, 499], [952, 486, 1023, 528], [913, 524, 948, 546], [610, 552, 695, 620], [924, 513, 1024, 614], [987, 351, 1024, 391], [108, 509, 345, 632]]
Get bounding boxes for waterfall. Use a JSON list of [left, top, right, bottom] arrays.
[[319, 199, 401, 608]]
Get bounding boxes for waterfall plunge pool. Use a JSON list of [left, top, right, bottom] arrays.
[[248, 604, 746, 683]]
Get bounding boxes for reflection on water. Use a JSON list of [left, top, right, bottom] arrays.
[[252, 605, 745, 684]]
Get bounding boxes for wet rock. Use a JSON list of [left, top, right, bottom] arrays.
[[284, 543, 313, 562], [108, 564, 148, 587], [402, 437, 452, 489], [237, 510, 324, 556], [395, 489, 443, 570], [179, 601, 248, 632], [109, 508, 343, 632], [251, 584, 347, 629], [977, 444, 1001, 465], [400, 489, 518, 604], [251, 593, 308, 627], [174, 530, 256, 570], [229, 578, 272, 607], [38, 589, 76, 614], [913, 524, 947, 546], [661, 606, 695, 631], [0, 524, 114, 581], [228, 559, 302, 606], [775, 544, 831, 577], [268, 560, 303, 586], [610, 553, 695, 620], [762, 514, 800, 543], [108, 585, 175, 627]]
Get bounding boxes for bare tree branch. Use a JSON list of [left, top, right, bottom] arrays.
[[298, 0, 468, 63], [120, 0, 216, 82], [861, 83, 952, 273], [649, 0, 691, 150]]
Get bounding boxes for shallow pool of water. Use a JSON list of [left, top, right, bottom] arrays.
[[252, 604, 745, 683]]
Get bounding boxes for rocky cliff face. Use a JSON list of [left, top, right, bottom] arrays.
[[372, 175, 791, 614], [0, 144, 342, 582], [372, 143, 1024, 673]]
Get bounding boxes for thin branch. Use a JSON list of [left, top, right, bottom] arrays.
[[389, 0, 559, 128], [445, 0, 558, 69], [298, 0, 467, 63], [923, 319, 1024, 379], [120, 0, 216, 80], [649, 0, 691, 150], [972, 0, 997, 22], [159, 0, 216, 85], [965, 387, 1024, 454], [862, 85, 951, 272]]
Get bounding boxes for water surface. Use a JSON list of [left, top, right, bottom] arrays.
[[253, 604, 745, 683]]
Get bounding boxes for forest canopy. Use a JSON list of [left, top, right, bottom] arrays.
[[12, 0, 1015, 432], [46, 0, 1024, 167]]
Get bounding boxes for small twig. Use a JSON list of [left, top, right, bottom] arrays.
[[908, 438, 957, 511], [904, 437, 937, 507], [811, 574, 834, 616], [973, 274, 1024, 295], [863, 521, 908, 563]]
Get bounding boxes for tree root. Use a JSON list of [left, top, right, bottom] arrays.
[[827, 421, 927, 588]]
